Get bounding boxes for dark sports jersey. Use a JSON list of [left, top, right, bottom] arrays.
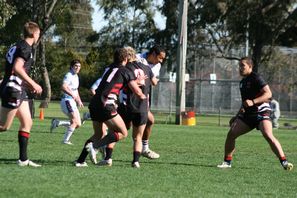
[[239, 72, 271, 113], [125, 61, 153, 113], [0, 40, 33, 97], [89, 63, 132, 109]]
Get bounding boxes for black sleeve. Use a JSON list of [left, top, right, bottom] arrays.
[[255, 74, 267, 90], [148, 67, 154, 80], [123, 67, 136, 81], [15, 44, 31, 62]]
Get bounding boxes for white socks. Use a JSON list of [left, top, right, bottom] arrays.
[[142, 140, 149, 152], [63, 127, 75, 142], [58, 120, 71, 127]]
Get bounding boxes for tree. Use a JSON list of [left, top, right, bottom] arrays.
[[0, 0, 16, 28], [94, 0, 160, 49], [194, 1, 297, 71], [54, 0, 95, 53]]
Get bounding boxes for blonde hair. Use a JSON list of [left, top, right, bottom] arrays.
[[23, 21, 40, 38], [124, 46, 136, 62]]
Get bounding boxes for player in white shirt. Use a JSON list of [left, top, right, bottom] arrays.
[[136, 45, 166, 159], [50, 60, 84, 145]]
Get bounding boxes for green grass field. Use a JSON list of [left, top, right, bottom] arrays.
[[0, 102, 297, 197]]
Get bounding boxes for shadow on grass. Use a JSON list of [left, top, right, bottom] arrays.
[[107, 159, 217, 168], [0, 158, 73, 166], [0, 158, 252, 169]]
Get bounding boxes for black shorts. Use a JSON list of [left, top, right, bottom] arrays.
[[1, 86, 26, 109], [117, 103, 131, 129], [238, 110, 271, 130], [89, 104, 117, 122], [118, 104, 148, 127], [129, 112, 148, 127]]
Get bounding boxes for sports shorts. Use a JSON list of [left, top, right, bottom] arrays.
[[60, 98, 79, 116], [238, 110, 271, 130], [1, 86, 26, 109], [89, 104, 117, 122], [117, 103, 131, 129]]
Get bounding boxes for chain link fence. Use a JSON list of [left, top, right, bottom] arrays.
[[150, 49, 297, 119]]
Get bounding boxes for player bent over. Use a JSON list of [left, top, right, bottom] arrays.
[[217, 57, 293, 171]]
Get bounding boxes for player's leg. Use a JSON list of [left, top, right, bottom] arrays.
[[76, 120, 104, 165], [0, 106, 18, 132], [218, 118, 251, 168], [142, 110, 159, 159], [259, 120, 293, 170], [62, 100, 81, 144], [132, 124, 146, 168], [96, 114, 128, 147], [16, 101, 41, 167]]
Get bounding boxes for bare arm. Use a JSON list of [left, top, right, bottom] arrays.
[[90, 89, 96, 96], [61, 83, 84, 107], [13, 57, 42, 94], [128, 80, 146, 99], [243, 85, 272, 108], [151, 76, 159, 86]]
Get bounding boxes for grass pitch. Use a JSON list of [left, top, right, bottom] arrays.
[[0, 102, 296, 197]]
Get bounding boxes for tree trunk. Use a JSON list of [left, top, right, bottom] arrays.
[[252, 39, 263, 73], [39, 38, 51, 108]]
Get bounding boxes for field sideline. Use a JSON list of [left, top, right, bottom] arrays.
[[0, 102, 296, 197]]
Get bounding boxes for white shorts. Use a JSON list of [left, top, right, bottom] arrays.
[[60, 98, 80, 117]]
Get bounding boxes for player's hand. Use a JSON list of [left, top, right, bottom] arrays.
[[74, 96, 84, 108], [140, 94, 146, 100], [243, 99, 254, 107], [79, 102, 84, 108], [32, 83, 42, 95], [136, 74, 148, 85]]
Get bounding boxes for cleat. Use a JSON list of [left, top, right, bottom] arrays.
[[50, 119, 59, 132], [86, 142, 97, 164], [17, 159, 41, 167], [62, 141, 73, 145], [81, 112, 89, 124], [74, 161, 88, 167], [142, 149, 160, 159], [98, 159, 112, 167], [217, 161, 231, 168], [132, 161, 140, 168], [282, 161, 293, 171]]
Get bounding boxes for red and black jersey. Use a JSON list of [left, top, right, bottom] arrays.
[[89, 63, 132, 109], [239, 72, 271, 113], [0, 40, 34, 96], [125, 61, 154, 113]]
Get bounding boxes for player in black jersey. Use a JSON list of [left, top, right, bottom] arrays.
[[217, 57, 293, 170], [96, 47, 158, 168], [75, 48, 146, 167], [0, 21, 42, 167], [122, 47, 158, 167]]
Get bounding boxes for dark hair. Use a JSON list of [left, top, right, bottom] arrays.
[[148, 45, 165, 55], [240, 57, 254, 67], [70, 59, 81, 69], [114, 48, 128, 64], [23, 21, 40, 38]]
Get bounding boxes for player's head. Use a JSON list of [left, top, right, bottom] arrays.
[[23, 21, 40, 43], [124, 46, 136, 62], [70, 59, 81, 74], [147, 45, 166, 65], [239, 57, 253, 76], [114, 48, 128, 65]]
